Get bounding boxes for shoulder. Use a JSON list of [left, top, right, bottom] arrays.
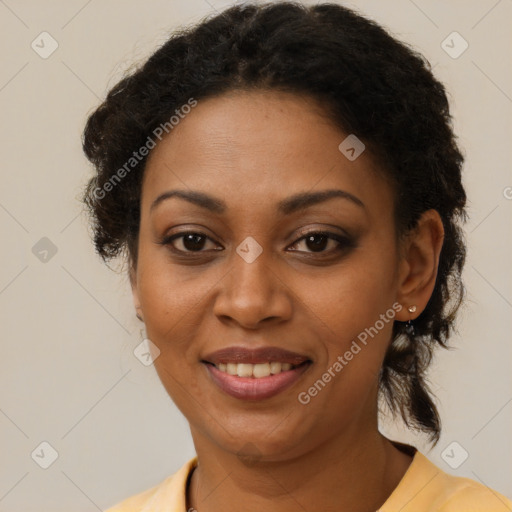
[[380, 450, 512, 512], [104, 457, 198, 512], [438, 477, 512, 512], [104, 480, 165, 512]]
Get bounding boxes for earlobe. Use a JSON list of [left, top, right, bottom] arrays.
[[395, 209, 444, 322], [129, 265, 144, 323]]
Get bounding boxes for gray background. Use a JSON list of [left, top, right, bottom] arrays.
[[0, 0, 511, 510]]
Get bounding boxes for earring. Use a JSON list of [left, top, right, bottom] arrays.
[[136, 313, 143, 322], [405, 305, 417, 335]]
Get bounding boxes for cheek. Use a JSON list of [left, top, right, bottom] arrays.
[[140, 274, 198, 328], [136, 254, 207, 412], [302, 238, 399, 345], [294, 234, 400, 416], [136, 246, 206, 361]]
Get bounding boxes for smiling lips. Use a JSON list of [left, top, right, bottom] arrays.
[[202, 346, 312, 400]]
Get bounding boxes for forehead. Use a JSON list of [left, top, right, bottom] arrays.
[[141, 90, 392, 214]]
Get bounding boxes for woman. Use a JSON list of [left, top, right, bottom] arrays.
[[82, 2, 511, 510]]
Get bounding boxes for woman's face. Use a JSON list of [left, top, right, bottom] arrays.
[[132, 90, 409, 461]]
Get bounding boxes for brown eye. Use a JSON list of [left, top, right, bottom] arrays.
[[302, 233, 330, 252], [289, 231, 353, 255], [163, 232, 219, 253]]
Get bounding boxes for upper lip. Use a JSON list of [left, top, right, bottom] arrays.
[[202, 346, 311, 365]]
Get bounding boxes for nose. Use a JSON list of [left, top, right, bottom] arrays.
[[212, 248, 293, 329]]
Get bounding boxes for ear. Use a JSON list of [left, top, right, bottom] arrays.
[[129, 264, 144, 322], [395, 209, 445, 321]]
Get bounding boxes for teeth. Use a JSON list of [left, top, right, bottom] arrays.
[[270, 361, 281, 374], [215, 361, 297, 378], [237, 363, 253, 378]]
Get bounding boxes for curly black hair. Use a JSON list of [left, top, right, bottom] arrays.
[[82, 1, 467, 445]]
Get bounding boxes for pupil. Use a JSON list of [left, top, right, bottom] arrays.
[[184, 234, 205, 251], [306, 234, 327, 252]]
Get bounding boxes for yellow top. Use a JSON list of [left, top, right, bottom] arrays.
[[105, 450, 512, 512]]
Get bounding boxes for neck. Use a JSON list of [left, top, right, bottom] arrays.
[[187, 420, 413, 512]]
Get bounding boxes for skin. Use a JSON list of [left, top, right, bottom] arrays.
[[130, 90, 444, 512]]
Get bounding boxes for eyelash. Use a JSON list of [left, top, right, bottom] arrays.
[[159, 229, 354, 257]]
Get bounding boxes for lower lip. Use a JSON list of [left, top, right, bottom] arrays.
[[204, 362, 311, 401]]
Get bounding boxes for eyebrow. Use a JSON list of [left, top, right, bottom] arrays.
[[150, 188, 365, 215]]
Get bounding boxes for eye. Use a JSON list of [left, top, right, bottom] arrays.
[[160, 229, 353, 257], [161, 231, 221, 253], [288, 231, 352, 254]]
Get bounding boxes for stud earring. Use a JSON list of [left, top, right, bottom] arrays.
[[405, 305, 417, 335]]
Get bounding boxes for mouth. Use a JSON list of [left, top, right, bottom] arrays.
[[201, 346, 312, 400]]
